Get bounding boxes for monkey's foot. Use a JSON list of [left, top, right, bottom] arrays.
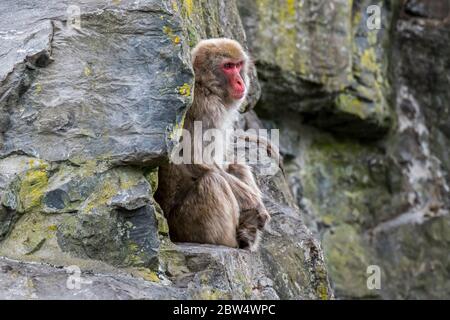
[[237, 208, 269, 251]]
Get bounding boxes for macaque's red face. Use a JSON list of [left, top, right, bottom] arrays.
[[221, 60, 246, 100]]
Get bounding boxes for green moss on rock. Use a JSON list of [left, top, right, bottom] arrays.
[[322, 224, 377, 298]]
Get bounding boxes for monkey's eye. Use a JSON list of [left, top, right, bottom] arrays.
[[223, 63, 234, 70]]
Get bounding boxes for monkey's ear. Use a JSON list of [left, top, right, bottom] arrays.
[[191, 43, 207, 70], [192, 55, 200, 69], [191, 50, 204, 71]]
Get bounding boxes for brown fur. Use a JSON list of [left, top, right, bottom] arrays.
[[155, 38, 270, 251]]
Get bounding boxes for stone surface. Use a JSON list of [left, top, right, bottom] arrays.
[[0, 0, 332, 300], [0, 256, 186, 300], [241, 0, 450, 299], [239, 0, 394, 138], [0, 0, 192, 164]]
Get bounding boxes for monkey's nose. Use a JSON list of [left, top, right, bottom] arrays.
[[235, 78, 244, 90]]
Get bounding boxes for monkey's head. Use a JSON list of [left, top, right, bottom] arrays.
[[191, 38, 250, 108]]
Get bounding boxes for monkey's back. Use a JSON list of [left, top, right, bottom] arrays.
[[155, 163, 194, 217]]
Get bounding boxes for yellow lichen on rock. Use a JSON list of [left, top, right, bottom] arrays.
[[19, 165, 49, 212], [132, 267, 160, 282], [183, 0, 194, 17], [163, 26, 182, 45], [177, 83, 191, 97], [83, 180, 118, 213], [360, 48, 379, 73], [84, 66, 92, 77], [336, 94, 366, 120]]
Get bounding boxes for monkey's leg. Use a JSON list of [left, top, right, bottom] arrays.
[[226, 163, 269, 221], [167, 170, 240, 248], [224, 164, 270, 250]]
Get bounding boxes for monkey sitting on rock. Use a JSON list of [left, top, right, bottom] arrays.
[[156, 39, 273, 251]]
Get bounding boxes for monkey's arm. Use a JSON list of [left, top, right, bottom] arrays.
[[221, 165, 269, 222], [222, 168, 261, 208], [226, 163, 262, 198], [221, 165, 270, 251]]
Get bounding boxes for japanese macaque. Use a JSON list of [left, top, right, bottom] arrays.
[[155, 38, 272, 251]]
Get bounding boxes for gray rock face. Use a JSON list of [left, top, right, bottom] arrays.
[[0, 0, 192, 164], [0, 256, 186, 300], [370, 0, 450, 298], [238, 0, 393, 139], [240, 0, 450, 299], [404, 0, 450, 19], [0, 0, 332, 300]]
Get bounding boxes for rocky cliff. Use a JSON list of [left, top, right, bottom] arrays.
[[1, 0, 448, 300], [239, 0, 450, 299], [0, 0, 331, 300]]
